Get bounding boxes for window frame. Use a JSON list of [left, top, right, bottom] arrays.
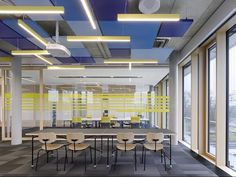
[[182, 61, 192, 144], [206, 42, 217, 157], [226, 24, 236, 170]]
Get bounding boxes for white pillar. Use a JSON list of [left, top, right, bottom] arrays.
[[11, 57, 22, 145], [169, 52, 180, 145]]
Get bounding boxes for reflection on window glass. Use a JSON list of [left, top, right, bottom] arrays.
[[183, 63, 191, 144], [208, 45, 216, 156], [227, 25, 236, 170]]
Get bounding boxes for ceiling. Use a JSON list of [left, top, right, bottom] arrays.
[[0, 0, 224, 66]]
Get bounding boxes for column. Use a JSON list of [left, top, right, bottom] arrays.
[[11, 57, 22, 145], [169, 52, 180, 145]]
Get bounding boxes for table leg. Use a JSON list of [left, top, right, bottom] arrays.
[[31, 136, 35, 168], [170, 135, 172, 168], [107, 137, 109, 167], [94, 137, 97, 168]]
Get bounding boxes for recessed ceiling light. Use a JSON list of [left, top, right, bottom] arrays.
[[117, 14, 180, 22], [67, 36, 130, 42], [0, 6, 64, 14]]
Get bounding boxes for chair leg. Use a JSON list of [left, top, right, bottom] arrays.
[[134, 147, 137, 171], [71, 150, 74, 163], [84, 150, 87, 171], [114, 149, 118, 168], [46, 151, 49, 163], [56, 149, 59, 171], [141, 146, 144, 164], [161, 149, 163, 163], [163, 150, 167, 171], [64, 147, 68, 171], [35, 149, 42, 171], [144, 148, 146, 171], [89, 146, 93, 163]]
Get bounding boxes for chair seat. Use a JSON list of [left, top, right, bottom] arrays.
[[144, 143, 163, 151], [116, 143, 136, 151], [42, 144, 63, 151], [68, 143, 90, 151]]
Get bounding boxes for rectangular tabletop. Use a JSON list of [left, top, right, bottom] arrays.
[[64, 117, 150, 121], [26, 128, 175, 136]]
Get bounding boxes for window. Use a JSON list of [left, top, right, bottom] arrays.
[[183, 63, 192, 144], [208, 44, 217, 156], [227, 25, 236, 170]]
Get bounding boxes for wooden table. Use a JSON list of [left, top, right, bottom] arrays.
[[26, 128, 174, 168]]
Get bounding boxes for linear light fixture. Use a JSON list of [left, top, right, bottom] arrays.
[[67, 36, 131, 42], [0, 6, 64, 14], [47, 65, 85, 70], [117, 14, 180, 22], [80, 0, 96, 29], [104, 59, 158, 64], [18, 19, 48, 46], [11, 50, 50, 56], [35, 55, 53, 65], [22, 78, 35, 83]]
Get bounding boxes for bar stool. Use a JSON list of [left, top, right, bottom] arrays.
[[142, 133, 167, 171], [35, 132, 64, 171], [114, 132, 137, 170], [64, 133, 92, 171]]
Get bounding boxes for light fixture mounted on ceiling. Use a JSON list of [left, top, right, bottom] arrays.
[[47, 65, 85, 70], [117, 14, 180, 22], [18, 19, 48, 46], [11, 50, 50, 56], [67, 36, 131, 42], [80, 0, 96, 29], [0, 6, 64, 14], [104, 59, 158, 64], [34, 55, 53, 65]]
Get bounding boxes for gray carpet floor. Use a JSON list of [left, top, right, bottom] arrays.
[[0, 140, 230, 177]]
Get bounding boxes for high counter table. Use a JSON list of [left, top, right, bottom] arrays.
[[26, 128, 175, 168]]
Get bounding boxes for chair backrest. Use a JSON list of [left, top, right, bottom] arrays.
[[67, 133, 85, 144], [146, 133, 163, 144], [131, 116, 140, 123], [72, 117, 82, 123], [101, 117, 111, 123], [117, 132, 134, 144], [38, 132, 56, 144]]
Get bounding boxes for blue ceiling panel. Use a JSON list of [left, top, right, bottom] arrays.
[[89, 0, 127, 21], [100, 21, 160, 49], [56, 57, 77, 63], [11, 0, 62, 20], [3, 19, 50, 38], [107, 43, 130, 49], [74, 57, 95, 64], [4, 38, 40, 50], [131, 48, 173, 62], [51, 0, 87, 20], [158, 19, 193, 37], [67, 21, 102, 35], [0, 21, 21, 38], [110, 49, 130, 58], [69, 48, 91, 57], [0, 21, 40, 50], [0, 49, 10, 57]]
